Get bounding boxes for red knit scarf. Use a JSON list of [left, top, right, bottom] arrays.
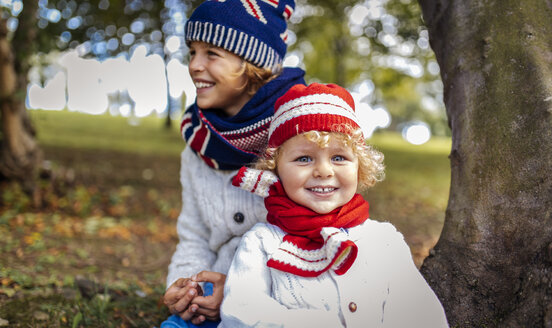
[[265, 181, 369, 277]]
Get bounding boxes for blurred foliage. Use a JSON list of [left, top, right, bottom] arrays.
[[0, 178, 179, 327], [5, 0, 173, 59], [290, 0, 361, 86], [0, 0, 448, 136], [289, 0, 448, 135]]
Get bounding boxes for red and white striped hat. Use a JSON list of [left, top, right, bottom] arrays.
[[268, 83, 361, 148]]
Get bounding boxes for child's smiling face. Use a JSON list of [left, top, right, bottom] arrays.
[[188, 41, 251, 117], [276, 134, 359, 214]]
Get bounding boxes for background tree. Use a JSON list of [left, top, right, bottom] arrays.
[[0, 1, 40, 197], [290, 0, 448, 135], [418, 0, 552, 326], [0, 0, 183, 192], [289, 0, 358, 87]]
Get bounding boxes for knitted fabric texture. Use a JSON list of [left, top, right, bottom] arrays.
[[185, 0, 295, 70], [268, 83, 360, 148], [232, 167, 369, 277], [181, 67, 305, 170], [267, 83, 362, 148]]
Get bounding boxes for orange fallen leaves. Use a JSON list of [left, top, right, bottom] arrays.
[[98, 226, 132, 240], [23, 232, 42, 245], [1, 277, 12, 286]]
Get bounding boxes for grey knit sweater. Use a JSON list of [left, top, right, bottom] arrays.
[[166, 147, 267, 287]]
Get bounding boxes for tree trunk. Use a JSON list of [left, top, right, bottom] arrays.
[[0, 1, 41, 196], [164, 53, 172, 130], [333, 36, 347, 87], [417, 1, 552, 326]]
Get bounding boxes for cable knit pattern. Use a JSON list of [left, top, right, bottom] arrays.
[[220, 221, 450, 328], [269, 227, 355, 273], [166, 147, 267, 287]]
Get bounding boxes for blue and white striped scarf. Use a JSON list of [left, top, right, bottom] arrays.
[[181, 67, 305, 170]]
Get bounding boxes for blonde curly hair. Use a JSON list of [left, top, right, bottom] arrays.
[[255, 126, 385, 190]]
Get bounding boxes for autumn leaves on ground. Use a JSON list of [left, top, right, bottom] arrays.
[[0, 110, 451, 327]]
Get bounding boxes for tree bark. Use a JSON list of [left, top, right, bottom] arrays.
[[418, 0, 552, 326], [0, 1, 41, 196]]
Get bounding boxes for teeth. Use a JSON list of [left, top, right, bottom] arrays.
[[310, 187, 335, 193], [195, 81, 214, 88]]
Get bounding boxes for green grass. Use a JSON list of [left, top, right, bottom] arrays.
[[30, 110, 184, 157], [365, 131, 451, 265], [369, 131, 451, 205]]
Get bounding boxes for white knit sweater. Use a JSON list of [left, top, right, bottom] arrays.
[[166, 147, 268, 287], [220, 220, 449, 328]]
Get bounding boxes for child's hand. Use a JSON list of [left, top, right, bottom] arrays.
[[187, 271, 227, 323], [163, 277, 203, 319]]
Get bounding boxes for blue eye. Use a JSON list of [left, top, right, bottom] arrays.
[[332, 155, 345, 162], [295, 156, 311, 163]]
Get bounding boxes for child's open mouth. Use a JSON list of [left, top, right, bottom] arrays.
[[308, 187, 337, 194], [194, 81, 215, 89]]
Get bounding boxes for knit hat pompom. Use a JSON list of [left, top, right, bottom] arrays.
[[268, 83, 362, 148], [185, 0, 296, 70]]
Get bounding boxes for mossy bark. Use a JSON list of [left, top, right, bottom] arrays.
[[418, 0, 552, 326]]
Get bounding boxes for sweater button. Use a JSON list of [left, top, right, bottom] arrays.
[[348, 302, 357, 313], [233, 212, 245, 223]]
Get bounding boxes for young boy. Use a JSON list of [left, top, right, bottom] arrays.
[[225, 83, 449, 327], [162, 0, 305, 327]]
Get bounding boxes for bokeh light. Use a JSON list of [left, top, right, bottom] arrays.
[[402, 121, 431, 145]]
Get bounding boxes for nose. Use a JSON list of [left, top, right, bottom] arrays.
[[314, 159, 334, 178], [189, 55, 205, 73]]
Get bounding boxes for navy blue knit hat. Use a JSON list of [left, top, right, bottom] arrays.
[[185, 0, 295, 70]]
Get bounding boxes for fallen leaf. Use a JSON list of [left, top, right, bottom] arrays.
[[0, 288, 16, 297], [33, 311, 49, 321]]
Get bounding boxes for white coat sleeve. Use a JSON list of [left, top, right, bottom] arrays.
[[166, 148, 216, 287], [382, 230, 449, 328], [220, 225, 344, 328]]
